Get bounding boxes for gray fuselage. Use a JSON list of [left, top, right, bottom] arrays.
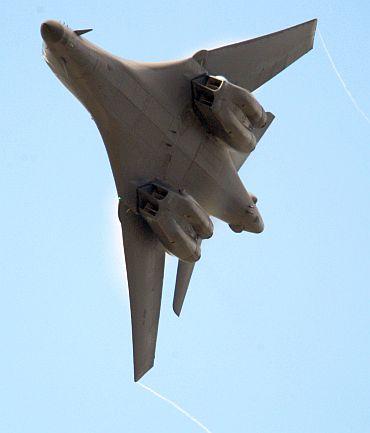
[[42, 20, 263, 233]]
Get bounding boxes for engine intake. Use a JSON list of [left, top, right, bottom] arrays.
[[192, 75, 267, 153], [137, 182, 213, 262]]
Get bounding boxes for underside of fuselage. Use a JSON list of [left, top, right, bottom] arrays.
[[41, 18, 317, 381], [42, 20, 263, 234]]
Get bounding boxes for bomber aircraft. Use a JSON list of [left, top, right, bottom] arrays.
[[41, 18, 317, 381]]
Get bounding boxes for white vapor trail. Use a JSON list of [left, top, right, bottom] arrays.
[[138, 382, 213, 433], [318, 28, 370, 125]]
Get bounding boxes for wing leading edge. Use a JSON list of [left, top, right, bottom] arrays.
[[193, 19, 317, 91], [119, 202, 165, 381]]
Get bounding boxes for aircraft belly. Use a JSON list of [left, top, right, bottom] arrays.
[[41, 17, 318, 380], [93, 80, 252, 229], [163, 117, 201, 186], [93, 70, 251, 225], [182, 138, 253, 225], [97, 110, 175, 209]]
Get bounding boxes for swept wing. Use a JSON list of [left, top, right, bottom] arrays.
[[119, 202, 165, 381], [193, 19, 317, 91]]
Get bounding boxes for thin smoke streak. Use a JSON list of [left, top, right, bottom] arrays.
[[138, 382, 213, 433], [318, 28, 370, 125]]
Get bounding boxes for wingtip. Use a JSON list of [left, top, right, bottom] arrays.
[[288, 18, 318, 42], [134, 360, 154, 382], [300, 18, 318, 27], [173, 303, 182, 317], [310, 19, 318, 35], [298, 18, 318, 50], [310, 19, 318, 47]]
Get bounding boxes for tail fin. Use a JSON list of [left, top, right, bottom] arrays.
[[173, 260, 196, 316]]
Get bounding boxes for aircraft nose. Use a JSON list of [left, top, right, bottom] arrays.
[[41, 20, 64, 43]]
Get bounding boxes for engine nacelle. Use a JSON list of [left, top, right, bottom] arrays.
[[137, 182, 213, 262], [192, 75, 267, 153]]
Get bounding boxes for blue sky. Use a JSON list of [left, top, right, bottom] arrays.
[[1, 1, 369, 432]]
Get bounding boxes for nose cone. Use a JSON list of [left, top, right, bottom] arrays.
[[41, 20, 64, 43]]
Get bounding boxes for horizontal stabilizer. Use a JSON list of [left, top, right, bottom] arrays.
[[173, 260, 196, 316]]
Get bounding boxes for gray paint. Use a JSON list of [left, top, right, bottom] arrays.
[[41, 18, 317, 381]]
